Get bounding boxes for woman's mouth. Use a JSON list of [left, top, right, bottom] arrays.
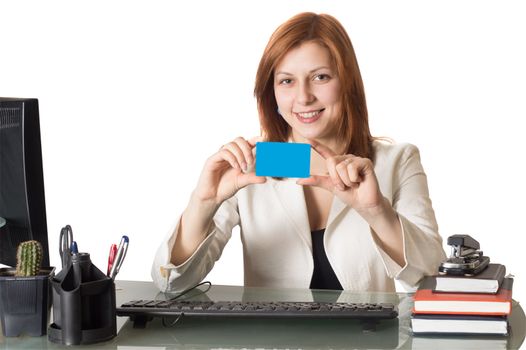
[[295, 109, 324, 124]]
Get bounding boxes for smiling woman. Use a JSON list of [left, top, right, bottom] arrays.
[[152, 12, 446, 293]]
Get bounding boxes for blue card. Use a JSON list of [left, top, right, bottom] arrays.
[[255, 142, 311, 178]]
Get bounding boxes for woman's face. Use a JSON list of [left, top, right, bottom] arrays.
[[274, 41, 341, 145]]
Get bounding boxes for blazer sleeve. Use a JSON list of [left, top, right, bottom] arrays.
[[374, 144, 447, 290], [151, 196, 240, 292]]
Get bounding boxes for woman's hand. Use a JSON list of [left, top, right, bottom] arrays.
[[296, 140, 385, 217], [193, 136, 267, 206], [298, 140, 404, 266]]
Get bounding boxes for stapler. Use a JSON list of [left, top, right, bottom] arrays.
[[438, 234, 490, 276]]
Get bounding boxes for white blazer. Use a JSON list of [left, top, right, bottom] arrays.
[[152, 141, 447, 293]]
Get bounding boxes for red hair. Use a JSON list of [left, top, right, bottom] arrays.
[[254, 12, 374, 159]]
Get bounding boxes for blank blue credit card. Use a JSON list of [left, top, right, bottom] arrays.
[[255, 142, 311, 178]]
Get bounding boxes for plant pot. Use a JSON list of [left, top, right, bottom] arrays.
[[0, 267, 55, 337]]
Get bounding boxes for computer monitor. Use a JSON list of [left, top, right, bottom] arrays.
[[0, 97, 50, 268]]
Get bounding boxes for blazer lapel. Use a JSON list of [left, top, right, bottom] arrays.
[[271, 179, 312, 250], [326, 196, 348, 230], [271, 179, 351, 247]]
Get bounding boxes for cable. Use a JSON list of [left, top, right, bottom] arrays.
[[162, 313, 183, 327], [169, 281, 212, 301], [161, 281, 212, 327]]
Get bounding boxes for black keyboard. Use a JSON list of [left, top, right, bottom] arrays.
[[117, 299, 398, 325]]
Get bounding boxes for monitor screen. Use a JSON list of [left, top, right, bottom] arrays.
[[0, 97, 50, 268]]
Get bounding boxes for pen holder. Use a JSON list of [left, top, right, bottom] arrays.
[[48, 253, 116, 345]]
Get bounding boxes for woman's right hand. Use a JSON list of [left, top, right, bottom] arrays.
[[192, 136, 267, 206]]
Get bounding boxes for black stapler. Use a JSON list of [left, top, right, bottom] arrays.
[[438, 234, 490, 276]]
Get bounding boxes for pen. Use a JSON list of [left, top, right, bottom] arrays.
[[109, 235, 129, 280], [70, 241, 78, 255], [107, 244, 117, 276]]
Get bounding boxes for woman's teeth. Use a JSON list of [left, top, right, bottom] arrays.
[[297, 110, 322, 119]]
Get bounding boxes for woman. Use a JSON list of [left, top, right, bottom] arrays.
[[152, 12, 446, 293]]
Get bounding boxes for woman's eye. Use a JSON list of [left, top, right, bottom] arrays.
[[279, 78, 292, 85], [314, 74, 330, 81]]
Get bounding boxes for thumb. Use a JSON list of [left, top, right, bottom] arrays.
[[296, 175, 334, 192], [248, 136, 264, 147], [236, 172, 267, 189]]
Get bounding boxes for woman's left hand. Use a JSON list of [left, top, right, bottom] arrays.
[[297, 140, 385, 216]]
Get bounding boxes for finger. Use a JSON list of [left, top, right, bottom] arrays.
[[297, 175, 334, 193], [336, 159, 353, 187], [308, 139, 337, 160], [344, 163, 361, 190], [233, 137, 255, 167], [347, 161, 362, 183], [347, 157, 372, 183], [236, 172, 267, 189], [216, 149, 241, 170], [326, 156, 346, 191], [248, 136, 265, 159], [222, 142, 249, 171]]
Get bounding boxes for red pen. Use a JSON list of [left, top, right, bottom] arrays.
[[107, 244, 117, 276]]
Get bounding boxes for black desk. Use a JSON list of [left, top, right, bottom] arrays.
[[1, 280, 524, 349]]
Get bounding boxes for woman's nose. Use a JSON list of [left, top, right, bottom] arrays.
[[296, 82, 315, 105]]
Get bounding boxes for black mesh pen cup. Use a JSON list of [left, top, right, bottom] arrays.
[[48, 252, 116, 345]]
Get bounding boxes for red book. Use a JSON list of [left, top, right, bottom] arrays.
[[412, 277, 513, 316]]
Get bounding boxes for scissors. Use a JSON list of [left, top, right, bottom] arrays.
[[59, 225, 74, 268]]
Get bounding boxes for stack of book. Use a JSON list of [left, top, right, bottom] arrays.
[[411, 263, 512, 336]]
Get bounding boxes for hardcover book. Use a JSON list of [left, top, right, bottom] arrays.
[[411, 313, 509, 335], [434, 263, 506, 293], [413, 278, 513, 315], [411, 335, 508, 350]]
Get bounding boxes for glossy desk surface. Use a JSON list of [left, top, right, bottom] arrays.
[[1, 280, 524, 349]]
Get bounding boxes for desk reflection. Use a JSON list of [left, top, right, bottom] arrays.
[[117, 316, 400, 349], [1, 281, 523, 349]]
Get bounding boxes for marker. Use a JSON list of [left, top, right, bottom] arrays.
[[107, 244, 117, 276]]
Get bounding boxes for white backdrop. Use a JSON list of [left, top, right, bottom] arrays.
[[1, 1, 525, 303]]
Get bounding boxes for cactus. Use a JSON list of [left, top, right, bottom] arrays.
[[15, 240, 43, 277]]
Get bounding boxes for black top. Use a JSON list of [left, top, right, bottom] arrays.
[[309, 228, 343, 290]]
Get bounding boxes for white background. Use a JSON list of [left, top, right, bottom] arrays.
[[1, 1, 525, 304]]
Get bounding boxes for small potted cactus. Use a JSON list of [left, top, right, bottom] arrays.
[[0, 240, 55, 337], [15, 240, 45, 276]]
